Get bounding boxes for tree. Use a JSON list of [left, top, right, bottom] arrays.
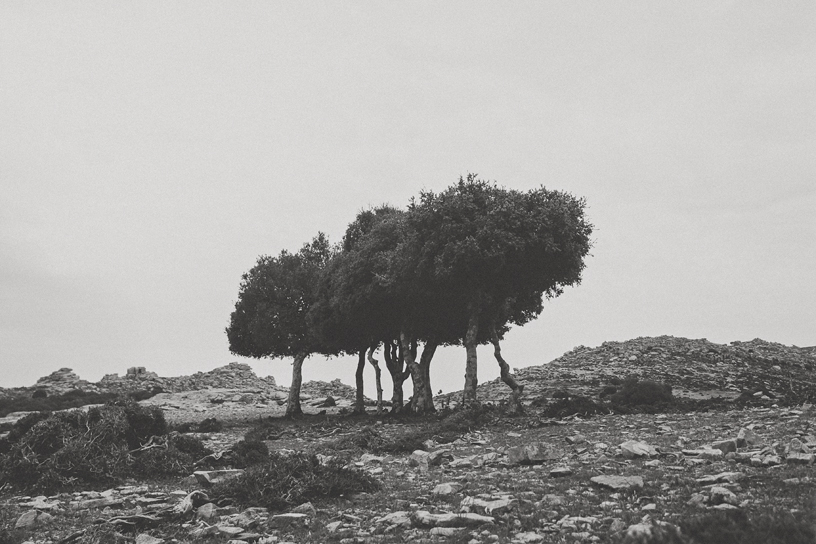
[[226, 234, 334, 417], [311, 207, 415, 413], [406, 175, 593, 408]]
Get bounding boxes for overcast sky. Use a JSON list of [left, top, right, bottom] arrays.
[[1, 2, 814, 397]]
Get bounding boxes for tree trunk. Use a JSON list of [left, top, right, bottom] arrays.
[[462, 309, 480, 407], [367, 344, 384, 414], [354, 350, 366, 414], [417, 340, 438, 413], [384, 338, 408, 413], [402, 332, 433, 414], [489, 325, 524, 414], [286, 351, 307, 418]]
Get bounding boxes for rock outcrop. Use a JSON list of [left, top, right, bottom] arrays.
[[439, 336, 816, 407]]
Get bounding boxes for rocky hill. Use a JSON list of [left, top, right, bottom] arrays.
[[440, 336, 816, 407], [3, 336, 816, 544]]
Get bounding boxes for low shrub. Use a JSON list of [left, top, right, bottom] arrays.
[[610, 376, 673, 409], [0, 390, 121, 418], [230, 439, 269, 468], [679, 509, 815, 544], [32, 389, 48, 399], [327, 406, 493, 454], [541, 395, 610, 418], [212, 451, 379, 511], [0, 401, 206, 491], [127, 386, 164, 402], [244, 418, 282, 442], [197, 417, 223, 433]]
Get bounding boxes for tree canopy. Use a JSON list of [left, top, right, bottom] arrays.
[[226, 233, 334, 416], [227, 175, 593, 416]]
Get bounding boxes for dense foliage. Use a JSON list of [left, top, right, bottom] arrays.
[[227, 175, 593, 413], [0, 401, 209, 492]]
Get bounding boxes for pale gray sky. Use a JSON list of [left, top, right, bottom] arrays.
[[1, 2, 814, 397]]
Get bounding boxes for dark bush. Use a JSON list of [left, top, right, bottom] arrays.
[[32, 389, 48, 399], [552, 389, 571, 399], [600, 385, 618, 398], [171, 433, 211, 459], [678, 509, 816, 544], [0, 390, 121, 418], [541, 395, 610, 418], [7, 411, 52, 443], [171, 422, 195, 433], [116, 400, 167, 449], [197, 417, 223, 433], [231, 439, 270, 468], [0, 401, 186, 492], [244, 418, 282, 442], [328, 407, 493, 454], [610, 376, 673, 408], [128, 386, 163, 402], [213, 452, 378, 511]]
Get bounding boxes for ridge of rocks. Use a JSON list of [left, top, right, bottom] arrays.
[[440, 335, 816, 406], [1, 362, 364, 405]]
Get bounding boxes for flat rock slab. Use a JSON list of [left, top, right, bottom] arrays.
[[412, 511, 495, 527], [696, 472, 744, 485], [460, 496, 516, 515], [507, 443, 562, 465], [590, 475, 644, 490], [194, 469, 245, 486], [620, 440, 658, 458]]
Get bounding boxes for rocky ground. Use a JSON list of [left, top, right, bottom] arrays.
[[1, 336, 815, 544]]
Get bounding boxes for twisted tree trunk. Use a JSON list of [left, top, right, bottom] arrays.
[[367, 344, 384, 414], [402, 331, 432, 415], [489, 325, 524, 414], [286, 351, 307, 418], [384, 339, 409, 413]]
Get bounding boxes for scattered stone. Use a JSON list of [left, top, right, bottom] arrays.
[[197, 503, 219, 521], [460, 496, 517, 515], [708, 486, 738, 506], [710, 439, 738, 454], [514, 532, 546, 542], [15, 510, 48, 529], [430, 527, 465, 536], [682, 448, 723, 460], [291, 502, 317, 516], [619, 440, 658, 458], [359, 453, 385, 465], [267, 513, 309, 529], [135, 535, 164, 544], [507, 443, 562, 464], [624, 521, 683, 542], [217, 526, 245, 536], [412, 511, 495, 527], [696, 472, 744, 484], [737, 428, 760, 447], [786, 452, 815, 464], [194, 469, 245, 486], [590, 475, 644, 491], [550, 466, 573, 477], [374, 511, 412, 528], [432, 482, 464, 496]]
